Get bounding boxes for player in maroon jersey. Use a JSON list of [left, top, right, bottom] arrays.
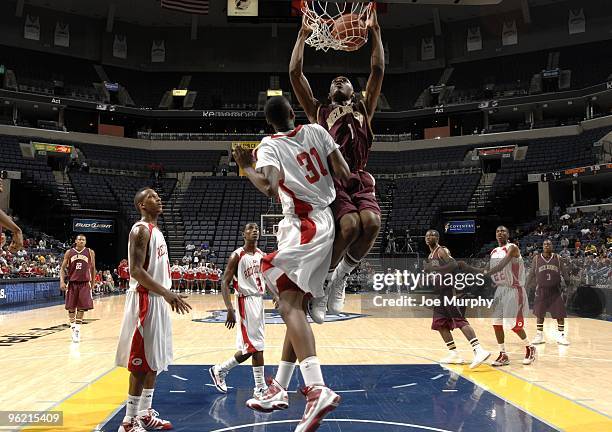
[[290, 9, 384, 321], [425, 230, 490, 369], [525, 239, 571, 345], [60, 234, 96, 343]]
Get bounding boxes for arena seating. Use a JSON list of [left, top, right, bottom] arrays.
[[4, 39, 612, 111], [0, 135, 59, 199], [367, 145, 473, 174], [76, 143, 226, 172], [387, 174, 480, 234], [181, 177, 270, 267]]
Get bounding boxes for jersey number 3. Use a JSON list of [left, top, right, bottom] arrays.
[[297, 148, 328, 184]]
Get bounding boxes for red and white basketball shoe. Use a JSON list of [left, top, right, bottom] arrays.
[[295, 385, 341, 432], [246, 378, 289, 412], [209, 365, 228, 393], [117, 417, 146, 432], [491, 351, 510, 367], [137, 408, 173, 430], [522, 345, 536, 365]]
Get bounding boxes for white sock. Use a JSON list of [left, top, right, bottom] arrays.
[[124, 394, 140, 421], [336, 256, 358, 277], [74, 324, 81, 331], [522, 337, 531, 347], [300, 356, 324, 387], [219, 356, 239, 372], [537, 330, 543, 335], [139, 388, 154, 412], [498, 344, 506, 352], [275, 360, 296, 389], [252, 366, 265, 389]]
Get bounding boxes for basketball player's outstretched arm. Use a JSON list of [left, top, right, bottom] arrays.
[[426, 247, 458, 274], [221, 252, 240, 329], [327, 149, 351, 183], [487, 244, 519, 276], [559, 258, 571, 286], [59, 252, 69, 291], [525, 255, 538, 290], [89, 249, 97, 290], [289, 16, 319, 123], [233, 147, 280, 198], [0, 209, 23, 252], [364, 8, 384, 123], [129, 225, 192, 314]]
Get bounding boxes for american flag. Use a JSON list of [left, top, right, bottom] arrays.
[[161, 0, 209, 15]]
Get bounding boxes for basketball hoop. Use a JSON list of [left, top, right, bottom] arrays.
[[301, 1, 374, 52]]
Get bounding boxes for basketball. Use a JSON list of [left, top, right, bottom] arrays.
[[331, 13, 368, 51]]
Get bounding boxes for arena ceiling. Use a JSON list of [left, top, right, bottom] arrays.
[[21, 0, 571, 28]]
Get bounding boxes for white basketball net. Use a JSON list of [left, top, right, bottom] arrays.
[[302, 1, 373, 52]]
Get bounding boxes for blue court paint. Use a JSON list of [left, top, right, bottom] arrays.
[[101, 365, 558, 431]]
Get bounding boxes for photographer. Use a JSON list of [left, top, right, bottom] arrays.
[[0, 171, 23, 253]]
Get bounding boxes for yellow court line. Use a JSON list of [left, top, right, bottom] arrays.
[[447, 364, 612, 432], [21, 367, 129, 432]]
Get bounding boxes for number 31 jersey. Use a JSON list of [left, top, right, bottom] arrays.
[[254, 124, 339, 217]]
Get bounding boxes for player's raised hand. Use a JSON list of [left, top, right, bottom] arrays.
[[164, 291, 192, 314], [300, 14, 314, 36], [366, 6, 379, 31], [225, 308, 236, 329], [8, 230, 23, 253], [232, 146, 253, 169]]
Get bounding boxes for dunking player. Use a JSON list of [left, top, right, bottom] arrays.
[[424, 230, 490, 369], [290, 9, 384, 320], [461, 226, 536, 366], [525, 239, 571, 345], [59, 234, 96, 343], [210, 223, 276, 400], [233, 96, 350, 432], [115, 188, 191, 432]]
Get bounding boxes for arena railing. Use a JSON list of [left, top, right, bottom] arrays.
[[136, 132, 413, 142]]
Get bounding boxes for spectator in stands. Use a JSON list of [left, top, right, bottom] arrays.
[[385, 229, 397, 254], [560, 237, 569, 249], [585, 243, 598, 255], [186, 243, 196, 252], [560, 246, 571, 259], [182, 254, 191, 265]]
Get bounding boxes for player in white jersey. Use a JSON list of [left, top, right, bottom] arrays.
[[233, 96, 350, 432], [115, 188, 192, 432], [209, 222, 276, 399], [462, 226, 535, 367]]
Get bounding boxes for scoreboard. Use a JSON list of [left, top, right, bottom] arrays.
[[32, 142, 73, 154]]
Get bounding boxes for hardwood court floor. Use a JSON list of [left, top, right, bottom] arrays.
[[1, 294, 611, 431]]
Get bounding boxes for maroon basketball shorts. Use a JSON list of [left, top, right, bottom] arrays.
[[533, 286, 567, 319], [332, 170, 381, 222], [65, 281, 94, 311], [431, 292, 469, 330]]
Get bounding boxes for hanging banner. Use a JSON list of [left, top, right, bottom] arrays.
[[568, 9, 585, 35], [467, 26, 482, 52], [113, 34, 127, 59], [502, 20, 518, 46], [421, 37, 435, 61], [54, 22, 70, 47], [24, 15, 40, 41], [228, 0, 258, 17], [151, 40, 165, 63], [444, 220, 476, 234]]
